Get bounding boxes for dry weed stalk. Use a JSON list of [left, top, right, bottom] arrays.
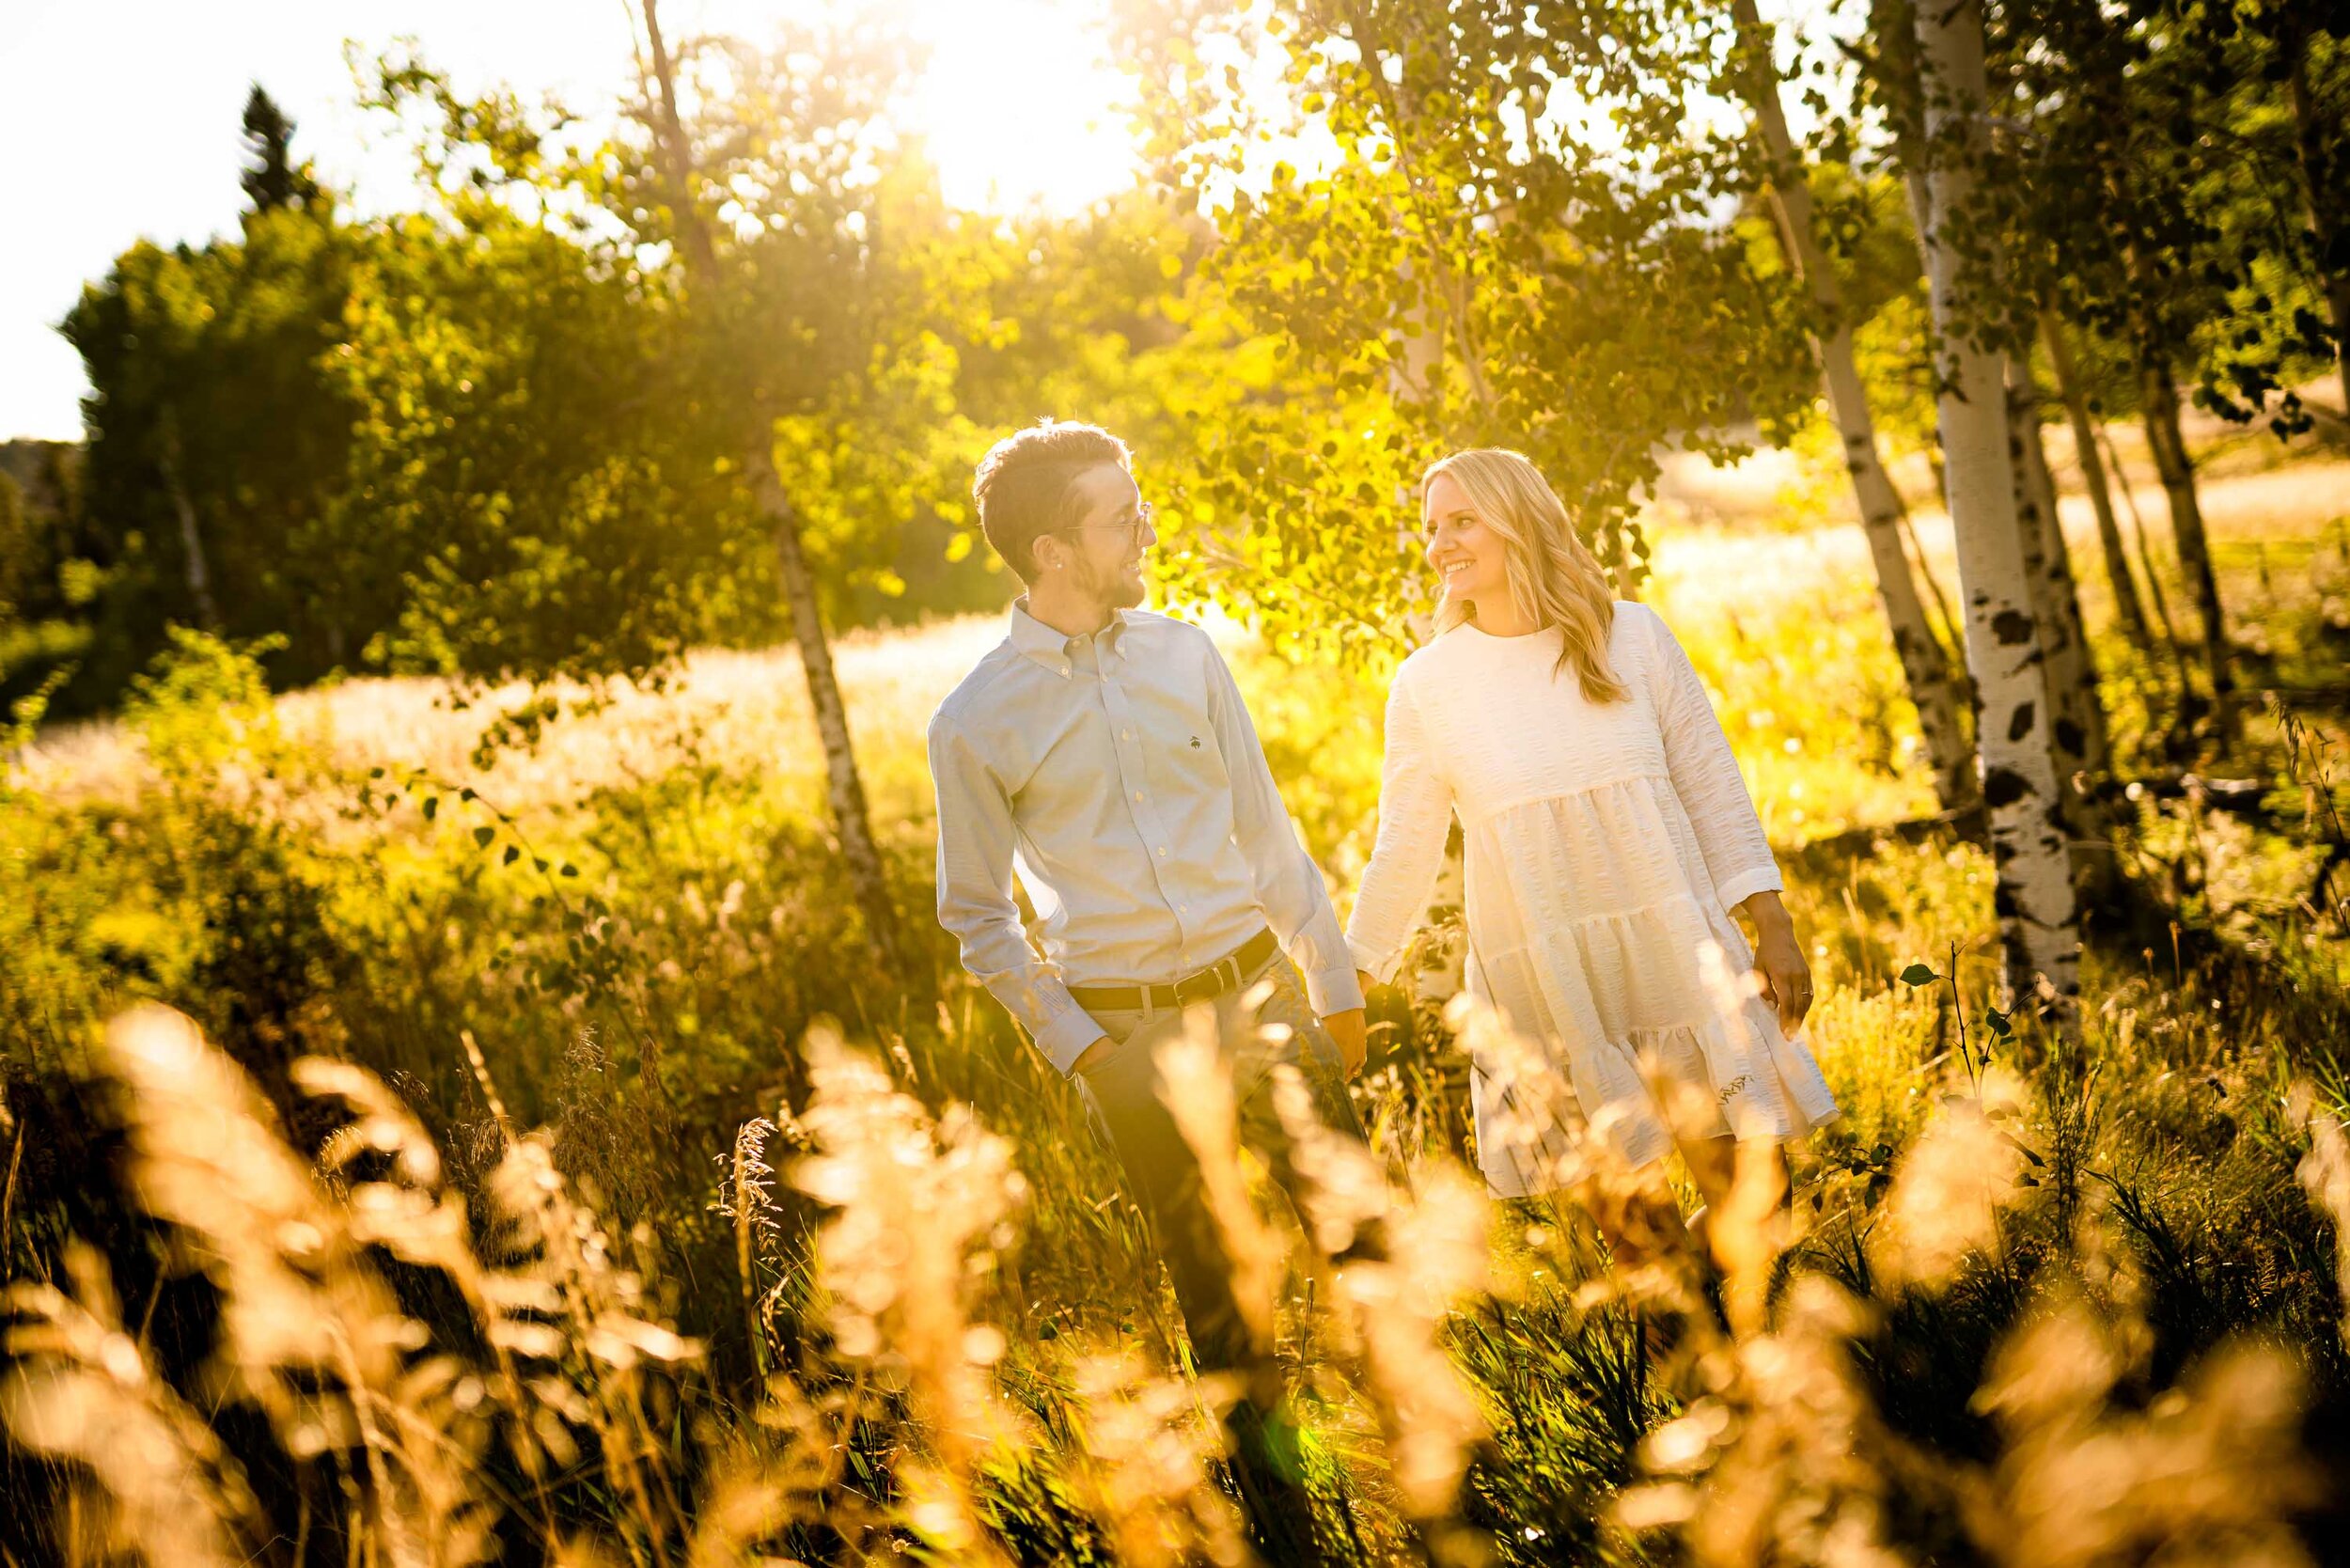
[[477, 1129, 701, 1550], [1066, 1349, 1249, 1568], [1, 1240, 268, 1568], [1972, 1301, 2319, 1566], [1712, 1137, 1790, 1340], [0, 1007, 738, 1568], [97, 1003, 486, 1566], [1869, 1068, 2029, 1290], [298, 1055, 578, 1545], [1270, 1065, 1491, 1526], [1152, 1005, 1288, 1361], [791, 1022, 1026, 1559], [1449, 989, 1717, 1334], [1623, 1064, 2333, 1568], [713, 1116, 779, 1380], [1443, 991, 1592, 1200], [2295, 1095, 2350, 1353], [1624, 1277, 1929, 1567], [451, 1024, 708, 1557], [1619, 1048, 1927, 1561]]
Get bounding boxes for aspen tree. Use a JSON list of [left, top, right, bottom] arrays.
[[635, 0, 906, 973], [1730, 0, 1977, 814], [1912, 0, 2081, 1011], [2040, 309, 2154, 651]]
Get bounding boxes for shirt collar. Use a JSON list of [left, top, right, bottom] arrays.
[[1009, 598, 1131, 677]]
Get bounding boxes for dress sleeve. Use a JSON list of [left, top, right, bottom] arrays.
[[1641, 607, 1783, 912], [1344, 672, 1457, 986]]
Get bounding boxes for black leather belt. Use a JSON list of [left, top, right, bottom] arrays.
[[1067, 928, 1280, 1012]]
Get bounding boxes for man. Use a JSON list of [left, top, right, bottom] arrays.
[[927, 420, 1371, 1562]]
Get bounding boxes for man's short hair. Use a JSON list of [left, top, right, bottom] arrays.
[[972, 421, 1132, 586]]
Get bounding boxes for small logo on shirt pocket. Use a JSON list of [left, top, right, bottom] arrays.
[[1189, 735, 1202, 749]]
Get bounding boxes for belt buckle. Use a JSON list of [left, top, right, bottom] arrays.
[[1170, 962, 1227, 1008]]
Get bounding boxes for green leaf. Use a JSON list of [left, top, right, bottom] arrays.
[[503, 845, 521, 866], [1898, 963, 1938, 987], [474, 825, 495, 848], [1984, 1007, 2013, 1039], [421, 795, 438, 822]]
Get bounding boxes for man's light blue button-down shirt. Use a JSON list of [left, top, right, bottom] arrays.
[[928, 600, 1365, 1074]]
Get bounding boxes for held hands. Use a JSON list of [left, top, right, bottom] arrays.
[[1322, 1007, 1368, 1080], [1075, 1016, 1368, 1081], [1741, 891, 1815, 1035]]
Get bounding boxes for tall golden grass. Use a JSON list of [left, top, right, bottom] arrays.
[[7, 980, 2345, 1565]]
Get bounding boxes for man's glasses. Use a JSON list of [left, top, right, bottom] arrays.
[[1060, 500, 1155, 546]]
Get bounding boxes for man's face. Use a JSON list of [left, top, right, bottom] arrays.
[[1053, 463, 1156, 610]]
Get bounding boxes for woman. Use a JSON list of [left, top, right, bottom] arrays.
[[1345, 448, 1837, 1242]]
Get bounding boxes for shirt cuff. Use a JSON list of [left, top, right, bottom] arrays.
[[1034, 1007, 1108, 1076], [1714, 865, 1784, 914], [1344, 933, 1402, 989], [1303, 963, 1365, 1016]]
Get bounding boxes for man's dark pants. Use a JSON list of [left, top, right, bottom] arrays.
[[1073, 953, 1374, 1565]]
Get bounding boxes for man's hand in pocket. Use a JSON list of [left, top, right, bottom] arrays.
[[1070, 1035, 1117, 1076]]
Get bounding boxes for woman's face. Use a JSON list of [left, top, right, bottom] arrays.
[[1422, 472, 1508, 608]]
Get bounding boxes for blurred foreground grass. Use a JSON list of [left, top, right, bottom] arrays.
[[5, 457, 2350, 1565]]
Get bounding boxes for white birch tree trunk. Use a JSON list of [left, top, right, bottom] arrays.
[[639, 0, 907, 975], [2006, 358, 2107, 786], [1732, 0, 1977, 815], [1912, 0, 2080, 1012]]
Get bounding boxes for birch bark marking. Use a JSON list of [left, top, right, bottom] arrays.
[[1732, 0, 1976, 814], [2041, 309, 2153, 651], [639, 0, 907, 975], [1912, 0, 2079, 1011], [2005, 357, 2107, 785]]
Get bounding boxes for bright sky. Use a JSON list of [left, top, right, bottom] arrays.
[[0, 0, 1141, 440]]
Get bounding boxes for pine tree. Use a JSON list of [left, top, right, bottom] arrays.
[[239, 86, 321, 213]]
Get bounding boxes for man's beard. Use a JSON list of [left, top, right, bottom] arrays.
[[1073, 554, 1146, 610]]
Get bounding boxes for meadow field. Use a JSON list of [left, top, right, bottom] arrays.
[[6, 445, 2350, 1566]]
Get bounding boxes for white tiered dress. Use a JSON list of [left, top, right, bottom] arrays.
[[1344, 603, 1839, 1197]]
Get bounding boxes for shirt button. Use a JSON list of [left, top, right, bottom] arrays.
[[1134, 791, 1144, 801], [1121, 729, 1133, 740], [1156, 846, 1168, 857]]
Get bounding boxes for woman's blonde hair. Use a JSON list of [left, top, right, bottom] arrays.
[[1425, 447, 1627, 702]]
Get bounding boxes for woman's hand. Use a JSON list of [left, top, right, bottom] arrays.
[[1740, 891, 1814, 1035], [1322, 1009, 1368, 1078]]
